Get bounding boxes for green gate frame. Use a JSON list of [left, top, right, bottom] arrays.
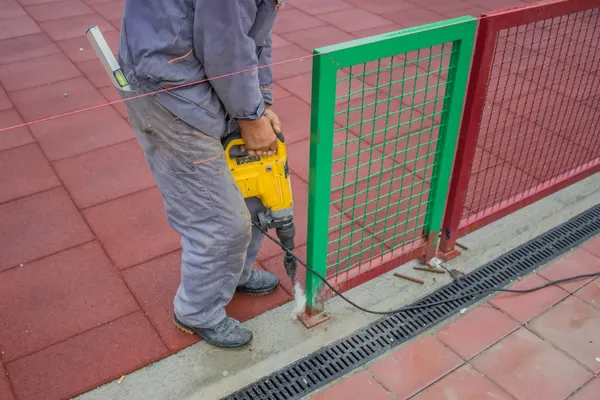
[[304, 16, 477, 319]]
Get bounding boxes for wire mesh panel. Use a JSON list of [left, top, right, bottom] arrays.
[[441, 0, 600, 255], [305, 17, 477, 311]]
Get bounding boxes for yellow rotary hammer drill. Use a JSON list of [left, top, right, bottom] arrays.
[[222, 132, 298, 283]]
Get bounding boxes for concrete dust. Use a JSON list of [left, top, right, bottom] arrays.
[[291, 282, 307, 318]]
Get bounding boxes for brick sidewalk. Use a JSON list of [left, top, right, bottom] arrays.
[[0, 0, 582, 399], [312, 236, 600, 400]]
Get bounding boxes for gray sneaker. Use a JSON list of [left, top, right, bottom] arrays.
[[173, 315, 253, 349], [236, 269, 280, 296]]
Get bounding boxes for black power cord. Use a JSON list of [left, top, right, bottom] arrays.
[[254, 221, 600, 316]]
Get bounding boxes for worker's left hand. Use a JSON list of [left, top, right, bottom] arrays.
[[264, 104, 282, 134]]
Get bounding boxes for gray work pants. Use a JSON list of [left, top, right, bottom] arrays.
[[119, 87, 265, 328]]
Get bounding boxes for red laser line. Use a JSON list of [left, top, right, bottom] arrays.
[[0, 54, 316, 134]]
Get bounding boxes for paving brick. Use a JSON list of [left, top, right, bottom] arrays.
[[537, 249, 600, 293], [281, 25, 354, 52], [583, 237, 600, 259], [385, 6, 443, 27], [436, 306, 520, 360], [318, 9, 393, 33], [369, 336, 463, 398], [0, 86, 11, 110], [529, 296, 600, 373], [272, 44, 313, 80], [489, 274, 569, 324], [576, 278, 600, 309], [570, 377, 600, 400], [6, 311, 169, 400], [109, 17, 122, 31], [91, 0, 124, 20], [25, 0, 94, 22], [0, 33, 60, 65], [290, 0, 354, 15], [0, 15, 41, 40], [54, 140, 155, 208], [0, 143, 60, 204], [0, 241, 138, 362], [99, 86, 130, 120], [466, 0, 522, 9], [0, 0, 26, 19], [272, 33, 291, 49], [0, 53, 81, 92], [411, 364, 513, 400], [40, 13, 114, 41], [76, 58, 113, 88], [416, 0, 474, 14], [272, 84, 291, 101], [0, 187, 94, 271], [83, 187, 181, 268], [30, 106, 133, 160], [273, 9, 325, 34], [0, 362, 15, 400], [313, 371, 394, 400], [352, 24, 403, 38], [345, 0, 413, 14], [472, 327, 592, 400], [442, 6, 488, 18], [0, 110, 35, 151], [267, 95, 311, 144], [123, 251, 290, 352], [9, 77, 106, 122], [57, 29, 120, 63], [17, 0, 64, 5]]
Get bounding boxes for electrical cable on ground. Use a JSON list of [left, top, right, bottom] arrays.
[[254, 221, 600, 316]]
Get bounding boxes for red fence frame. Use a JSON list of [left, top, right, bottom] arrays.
[[439, 0, 600, 257]]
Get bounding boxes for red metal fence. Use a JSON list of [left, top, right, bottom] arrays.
[[440, 0, 600, 257]]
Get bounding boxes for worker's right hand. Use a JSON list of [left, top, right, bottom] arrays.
[[238, 116, 278, 156]]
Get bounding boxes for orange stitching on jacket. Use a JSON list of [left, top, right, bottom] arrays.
[[168, 49, 193, 64], [192, 154, 221, 165]]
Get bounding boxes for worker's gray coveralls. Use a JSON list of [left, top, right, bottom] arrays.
[[117, 0, 284, 328]]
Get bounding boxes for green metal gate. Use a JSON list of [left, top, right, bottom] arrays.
[[305, 16, 477, 313]]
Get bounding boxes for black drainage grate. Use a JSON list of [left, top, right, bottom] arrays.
[[223, 203, 600, 400]]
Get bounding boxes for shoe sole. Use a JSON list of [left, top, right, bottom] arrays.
[[173, 319, 252, 350], [236, 282, 280, 296]]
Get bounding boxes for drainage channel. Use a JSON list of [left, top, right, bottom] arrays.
[[222, 203, 600, 400]]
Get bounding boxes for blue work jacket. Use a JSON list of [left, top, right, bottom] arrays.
[[118, 0, 285, 138]]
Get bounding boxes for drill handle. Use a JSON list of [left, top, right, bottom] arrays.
[[222, 131, 285, 158]]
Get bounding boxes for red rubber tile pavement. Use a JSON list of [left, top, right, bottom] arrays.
[[436, 306, 520, 360], [0, 242, 138, 362], [273, 9, 325, 34], [529, 296, 600, 374], [570, 377, 600, 400], [313, 371, 395, 400], [267, 95, 311, 144], [537, 249, 600, 293], [56, 30, 120, 63], [576, 278, 600, 309], [0, 33, 60, 65], [77, 58, 114, 88], [29, 106, 134, 161], [124, 251, 291, 352], [385, 6, 444, 27], [0, 362, 15, 400], [369, 336, 463, 398], [281, 25, 354, 52], [0, 110, 35, 151], [317, 8, 394, 33], [289, 0, 353, 16], [0, 187, 94, 271], [83, 187, 182, 269], [272, 44, 313, 80], [0, 143, 61, 204], [489, 273, 570, 324], [5, 311, 169, 400], [583, 237, 600, 259], [0, 16, 41, 40], [54, 139, 155, 208], [410, 364, 514, 400], [471, 327, 593, 400], [24, 0, 94, 22], [0, 0, 26, 20], [99, 86, 130, 120], [345, 0, 413, 14], [0, 86, 12, 111], [39, 13, 114, 41], [91, 0, 124, 21], [0, 53, 81, 92], [9, 77, 106, 122]]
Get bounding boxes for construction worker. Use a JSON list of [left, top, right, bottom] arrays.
[[116, 0, 285, 349]]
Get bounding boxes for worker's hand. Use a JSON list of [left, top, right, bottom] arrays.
[[264, 104, 282, 134], [238, 115, 278, 156]]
